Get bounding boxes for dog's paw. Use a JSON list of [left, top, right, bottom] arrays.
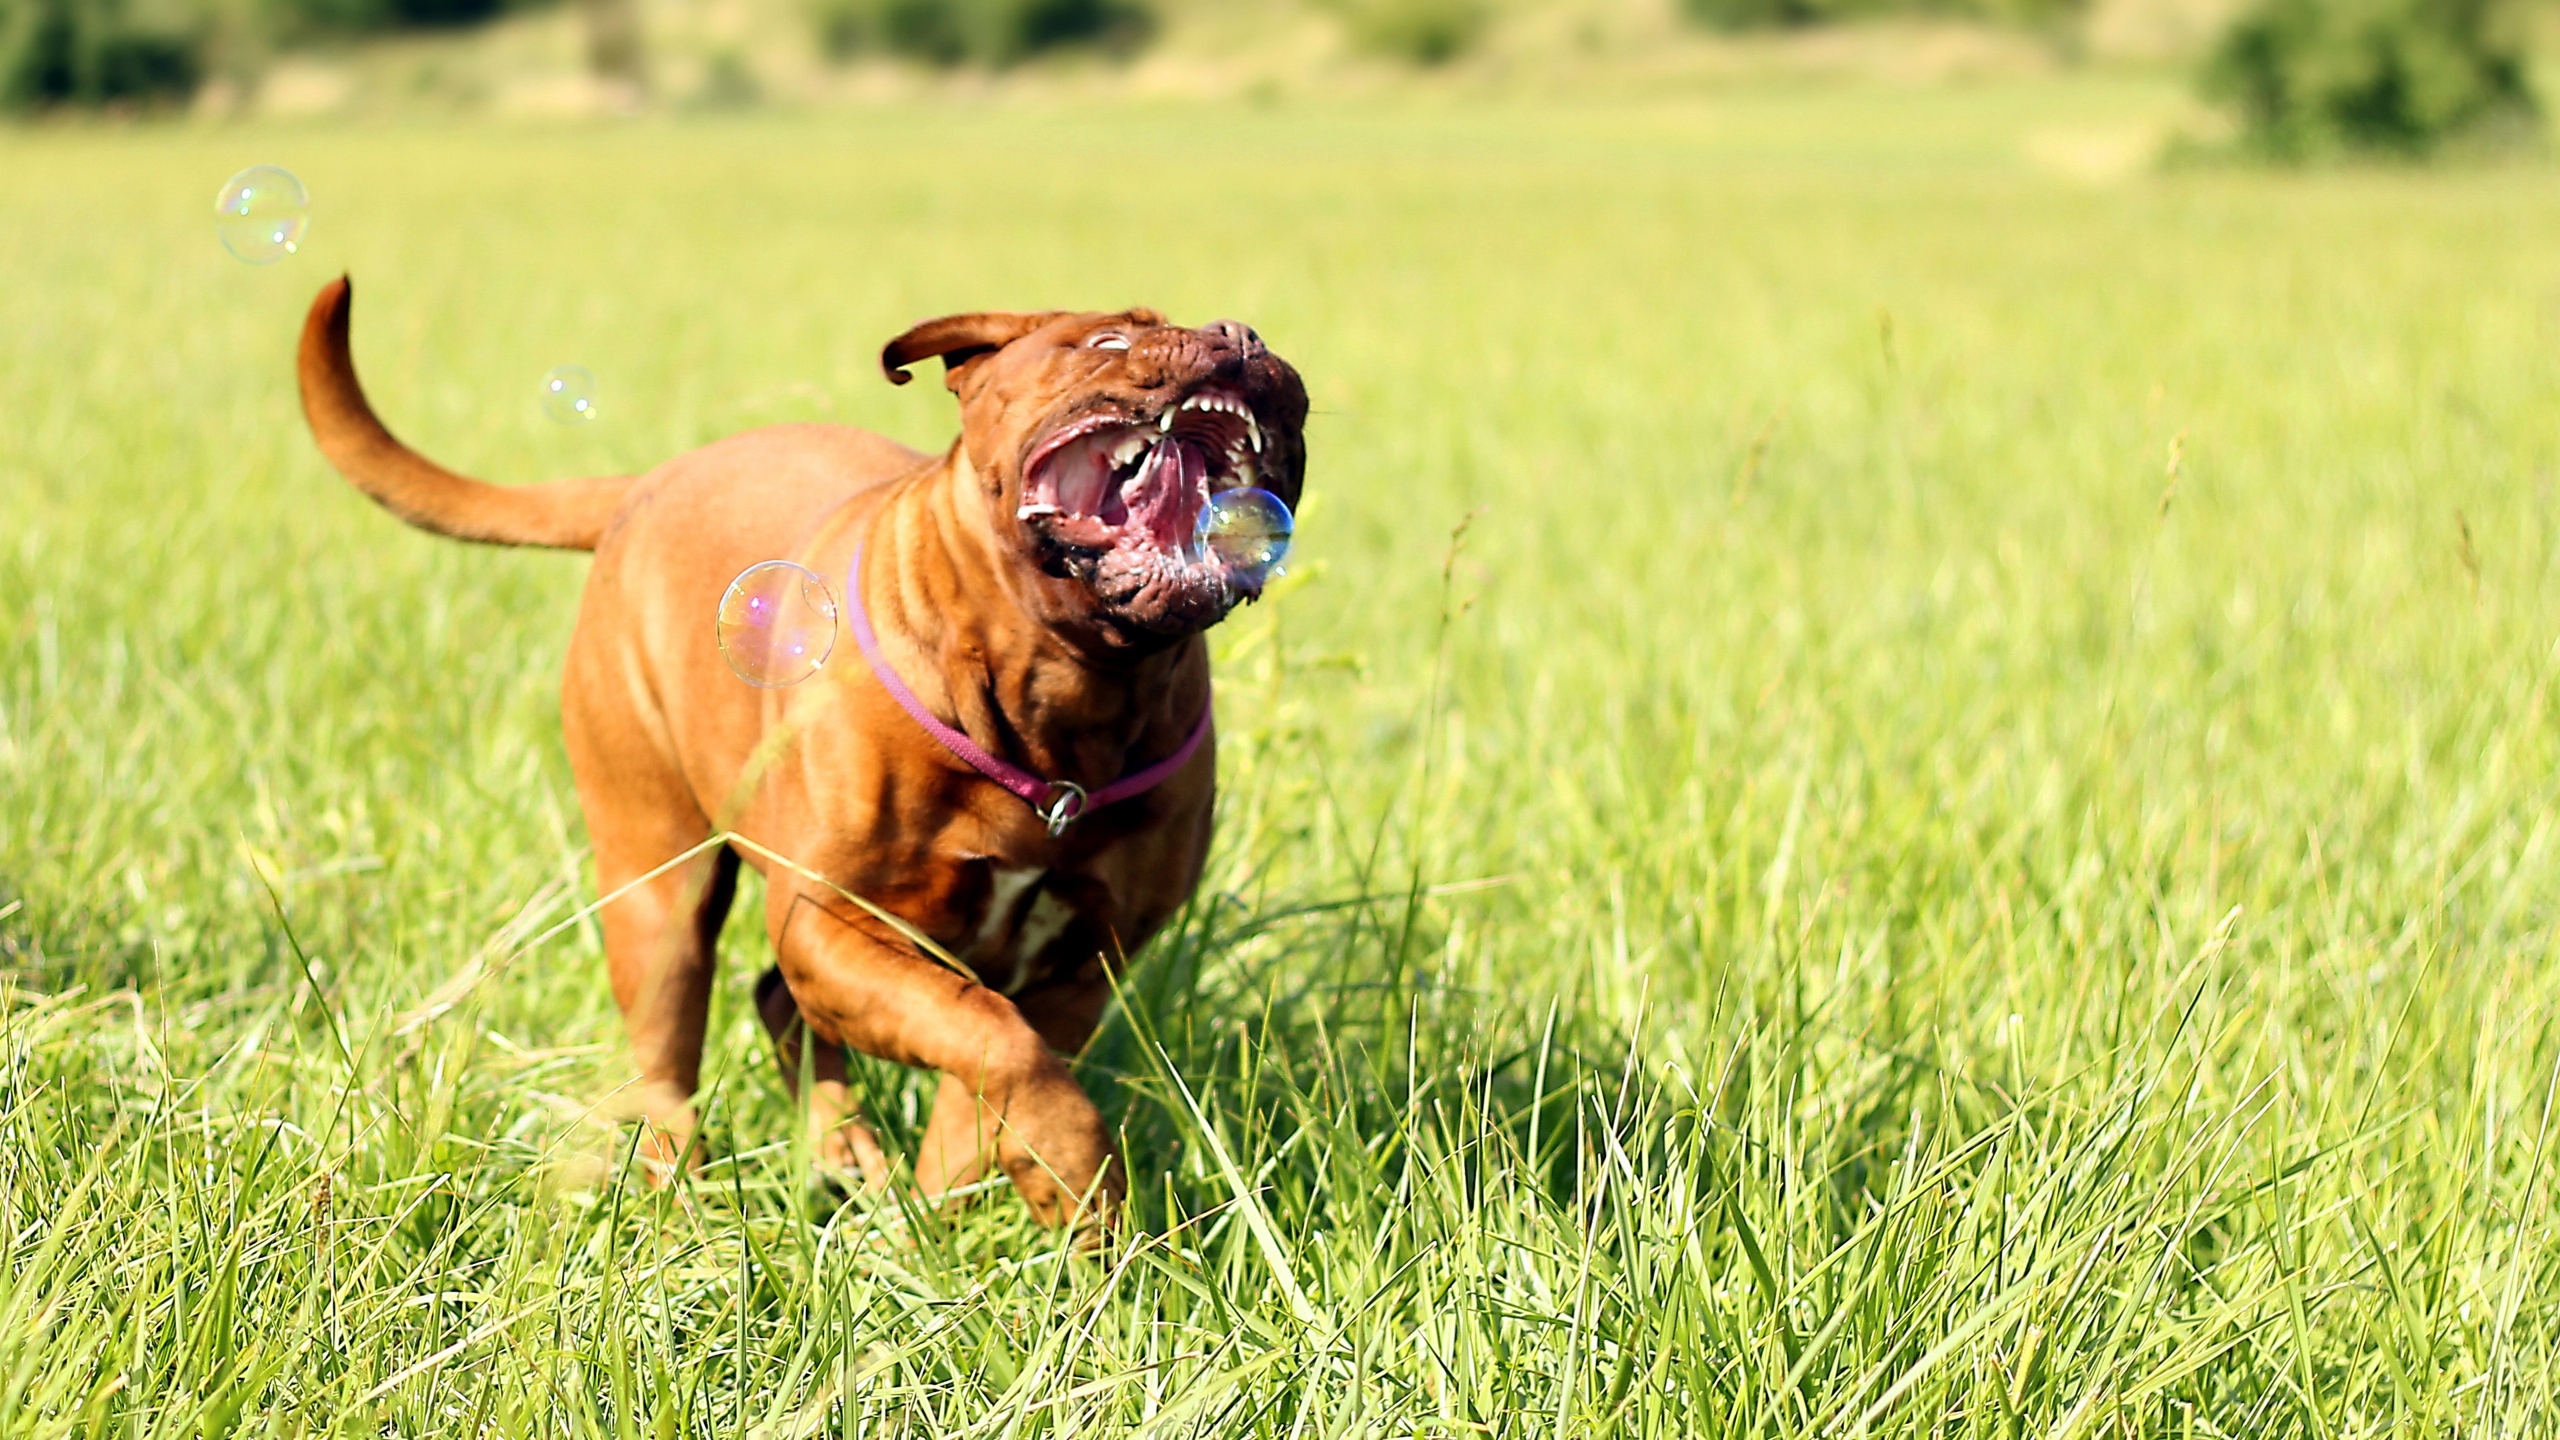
[[816, 1117, 893, 1193]]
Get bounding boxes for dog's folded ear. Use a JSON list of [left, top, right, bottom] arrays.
[[882, 312, 1069, 390]]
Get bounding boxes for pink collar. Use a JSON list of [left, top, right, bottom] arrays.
[[843, 543, 1213, 836]]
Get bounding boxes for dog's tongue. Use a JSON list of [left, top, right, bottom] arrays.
[[1124, 438, 1208, 550]]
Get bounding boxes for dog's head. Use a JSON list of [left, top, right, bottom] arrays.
[[884, 309, 1308, 643]]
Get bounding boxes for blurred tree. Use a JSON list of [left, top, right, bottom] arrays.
[[1329, 0, 1486, 64], [575, 0, 642, 91], [2204, 0, 2536, 157], [268, 0, 510, 30], [815, 0, 1151, 67], [1680, 0, 2084, 31], [0, 0, 203, 108], [1680, 0, 1812, 27]]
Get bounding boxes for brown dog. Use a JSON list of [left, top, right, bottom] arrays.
[[295, 278, 1307, 1229]]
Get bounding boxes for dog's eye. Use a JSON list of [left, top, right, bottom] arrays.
[[1088, 333, 1130, 352]]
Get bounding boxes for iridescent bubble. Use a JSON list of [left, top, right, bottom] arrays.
[[541, 366, 599, 423], [1196, 487, 1293, 579], [716, 561, 839, 688], [214, 165, 309, 265]]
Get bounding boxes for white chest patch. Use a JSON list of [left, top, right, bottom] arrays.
[[1013, 892, 1077, 969], [967, 866, 1085, 996], [972, 867, 1045, 959]]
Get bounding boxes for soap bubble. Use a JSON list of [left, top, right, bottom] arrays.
[[1196, 487, 1293, 578], [716, 561, 838, 688], [541, 366, 599, 423], [215, 165, 309, 264]]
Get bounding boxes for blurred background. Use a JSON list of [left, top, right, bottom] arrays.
[[3, 0, 2550, 162]]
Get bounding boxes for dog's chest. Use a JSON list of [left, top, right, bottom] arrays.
[[957, 864, 1082, 995]]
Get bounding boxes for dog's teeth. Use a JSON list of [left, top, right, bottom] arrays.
[[1018, 503, 1060, 518], [1158, 410, 1175, 433], [1246, 414, 1262, 452]]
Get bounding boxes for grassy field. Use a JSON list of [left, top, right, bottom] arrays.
[[7, 77, 2560, 1434]]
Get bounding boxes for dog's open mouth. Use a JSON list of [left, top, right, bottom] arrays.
[[1016, 386, 1271, 632]]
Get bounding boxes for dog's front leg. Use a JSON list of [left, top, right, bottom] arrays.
[[773, 894, 1120, 1232], [912, 972, 1123, 1216]]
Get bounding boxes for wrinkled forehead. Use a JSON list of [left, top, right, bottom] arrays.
[[1041, 308, 1170, 345], [971, 310, 1181, 394]]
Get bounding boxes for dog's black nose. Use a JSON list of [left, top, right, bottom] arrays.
[[1202, 319, 1263, 359]]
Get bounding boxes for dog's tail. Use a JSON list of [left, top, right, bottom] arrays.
[[298, 276, 634, 551]]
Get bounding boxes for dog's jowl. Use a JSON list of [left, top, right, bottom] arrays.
[[295, 279, 1308, 1232]]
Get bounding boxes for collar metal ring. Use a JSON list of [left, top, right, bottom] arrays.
[[1041, 781, 1089, 837]]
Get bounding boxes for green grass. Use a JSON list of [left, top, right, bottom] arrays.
[[6, 78, 2560, 1433]]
